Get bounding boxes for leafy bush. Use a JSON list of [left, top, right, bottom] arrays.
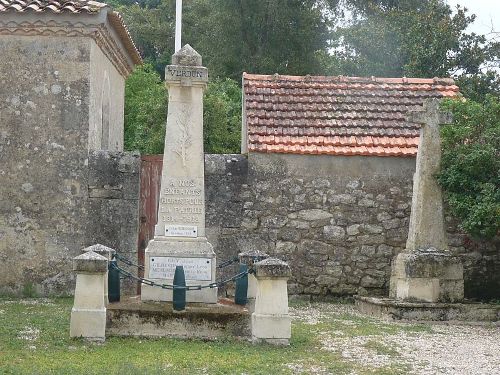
[[124, 64, 167, 154], [124, 67, 241, 155], [203, 78, 241, 154], [438, 97, 500, 239]]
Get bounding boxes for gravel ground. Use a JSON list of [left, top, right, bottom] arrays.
[[289, 303, 500, 375]]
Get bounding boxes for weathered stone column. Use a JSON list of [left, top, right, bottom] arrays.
[[390, 99, 464, 303], [70, 251, 108, 341], [142, 45, 217, 303], [82, 244, 115, 305], [252, 258, 292, 345], [239, 250, 269, 312]]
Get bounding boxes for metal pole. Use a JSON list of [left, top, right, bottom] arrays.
[[175, 0, 182, 52]]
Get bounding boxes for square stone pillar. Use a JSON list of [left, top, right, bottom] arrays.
[[70, 250, 108, 341], [239, 250, 269, 312], [141, 45, 217, 303], [251, 258, 292, 345], [389, 99, 464, 303], [82, 244, 115, 306]]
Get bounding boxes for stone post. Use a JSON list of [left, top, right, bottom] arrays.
[[82, 244, 115, 305], [142, 45, 217, 303], [239, 250, 269, 312], [389, 99, 464, 303], [70, 251, 108, 341], [251, 258, 292, 345]]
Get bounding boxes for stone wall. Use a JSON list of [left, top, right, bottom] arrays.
[[88, 40, 126, 152], [0, 35, 92, 295], [0, 146, 140, 296], [205, 153, 500, 300], [87, 151, 140, 294], [87, 151, 140, 259], [0, 33, 139, 295]]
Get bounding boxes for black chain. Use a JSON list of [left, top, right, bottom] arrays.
[[111, 262, 251, 291], [114, 253, 145, 270], [217, 256, 239, 269]]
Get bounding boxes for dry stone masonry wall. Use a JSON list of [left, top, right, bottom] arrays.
[[205, 153, 499, 300]]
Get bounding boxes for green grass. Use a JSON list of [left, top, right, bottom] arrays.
[[0, 298, 428, 375]]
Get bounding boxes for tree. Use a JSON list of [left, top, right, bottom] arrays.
[[330, 0, 500, 103], [118, 0, 338, 79], [437, 97, 500, 239], [124, 64, 167, 154], [117, 2, 174, 75]]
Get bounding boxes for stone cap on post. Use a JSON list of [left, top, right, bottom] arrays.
[[254, 258, 291, 279], [83, 244, 116, 261], [73, 251, 108, 274], [239, 250, 270, 268], [166, 45, 208, 87], [172, 44, 202, 66]]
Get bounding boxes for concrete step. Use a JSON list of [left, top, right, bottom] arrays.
[[355, 295, 500, 322], [106, 296, 251, 339]]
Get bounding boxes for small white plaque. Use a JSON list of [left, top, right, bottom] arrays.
[[165, 225, 198, 238], [149, 257, 212, 281]]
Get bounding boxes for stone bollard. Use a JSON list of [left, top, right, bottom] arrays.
[[82, 244, 116, 306], [70, 250, 108, 341], [239, 250, 269, 312], [251, 258, 291, 345]]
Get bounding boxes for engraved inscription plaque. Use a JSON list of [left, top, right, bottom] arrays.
[[158, 177, 205, 227], [165, 225, 198, 238], [149, 257, 212, 281]]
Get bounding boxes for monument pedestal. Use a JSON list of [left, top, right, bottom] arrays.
[[385, 100, 464, 306], [389, 249, 464, 303], [139, 45, 217, 304], [141, 237, 218, 303]]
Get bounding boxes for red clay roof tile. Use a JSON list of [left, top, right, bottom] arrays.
[[0, 0, 142, 65], [243, 73, 459, 157]]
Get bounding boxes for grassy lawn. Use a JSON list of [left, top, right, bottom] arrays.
[[0, 297, 431, 375]]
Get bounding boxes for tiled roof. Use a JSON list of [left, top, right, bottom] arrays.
[[243, 74, 459, 157], [0, 0, 105, 13], [0, 0, 142, 65]]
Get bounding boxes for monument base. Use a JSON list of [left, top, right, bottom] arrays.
[[107, 296, 250, 339], [70, 308, 106, 340], [141, 237, 218, 303], [389, 248, 464, 303], [355, 296, 500, 322]]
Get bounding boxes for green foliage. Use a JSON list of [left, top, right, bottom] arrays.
[[438, 97, 500, 239], [124, 67, 241, 155], [190, 0, 334, 79], [456, 71, 500, 104], [338, 1, 483, 76], [124, 64, 167, 154], [118, 0, 337, 79], [203, 78, 241, 154], [117, 2, 174, 76]]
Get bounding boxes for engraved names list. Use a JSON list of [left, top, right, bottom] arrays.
[[158, 177, 205, 236]]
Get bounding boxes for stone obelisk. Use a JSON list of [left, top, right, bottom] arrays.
[[389, 99, 464, 303], [141, 45, 217, 303]]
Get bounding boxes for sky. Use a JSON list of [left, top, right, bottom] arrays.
[[446, 0, 499, 36]]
